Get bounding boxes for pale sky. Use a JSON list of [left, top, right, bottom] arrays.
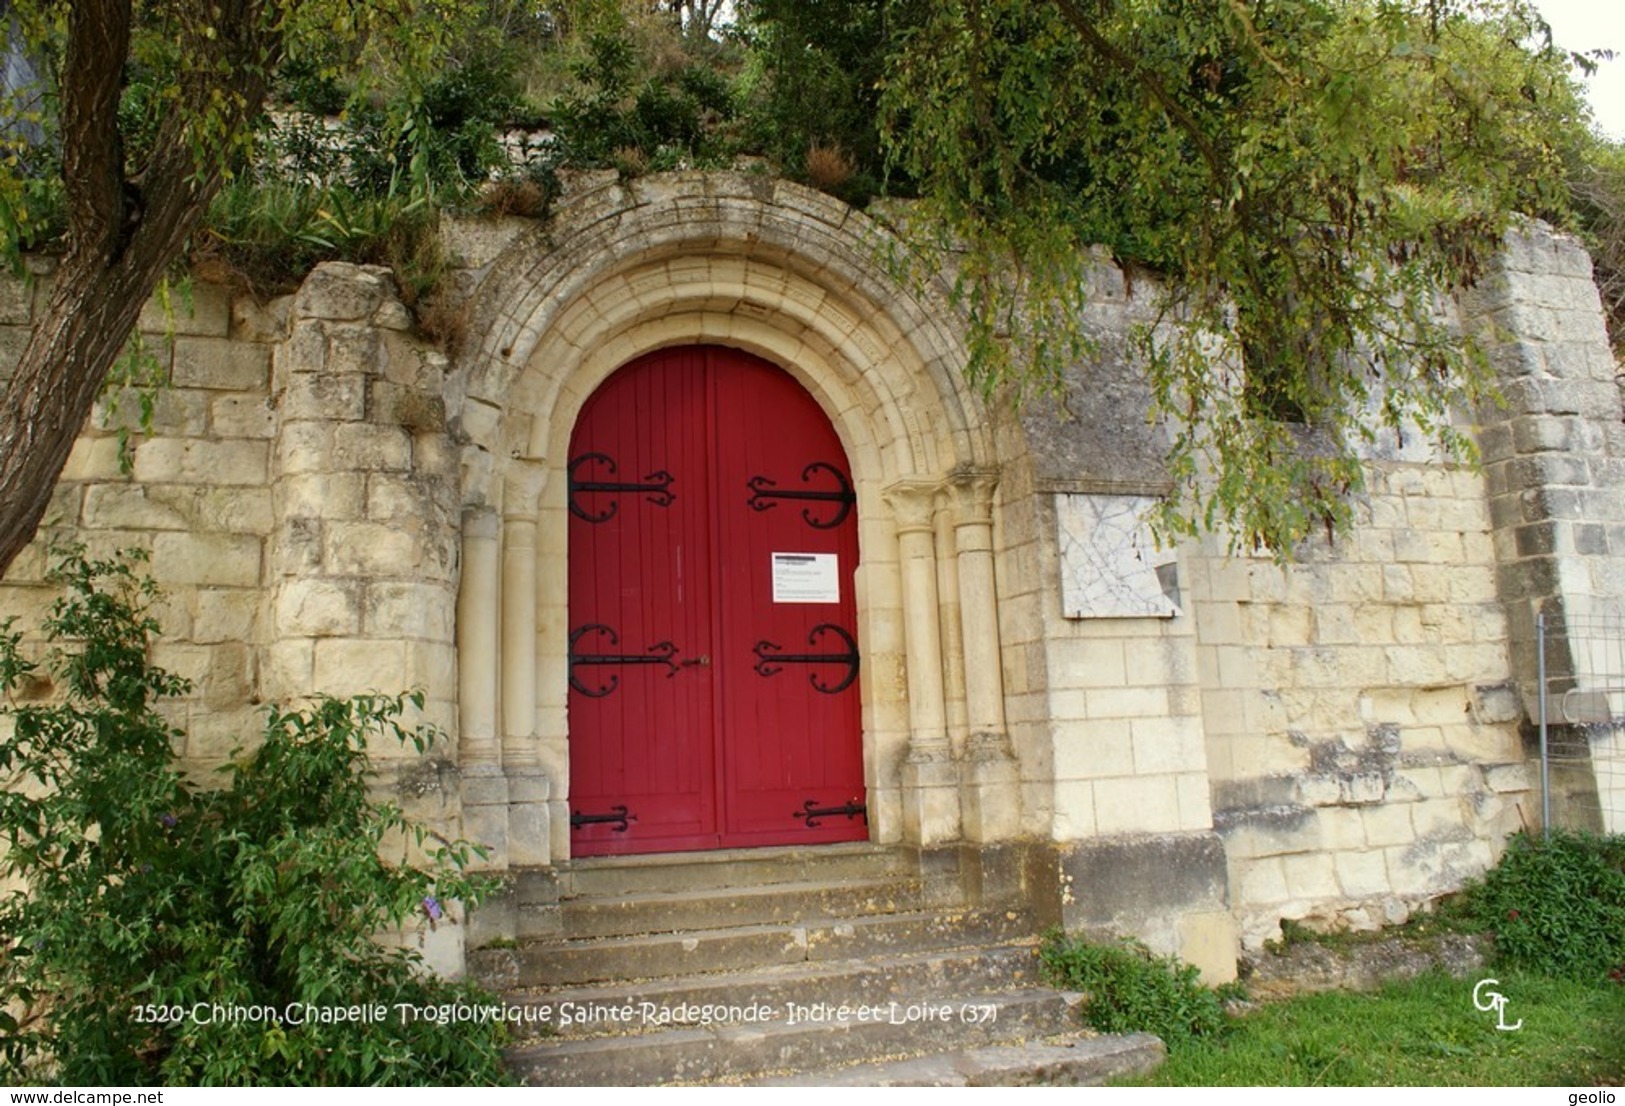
[[1536, 0, 1625, 139]]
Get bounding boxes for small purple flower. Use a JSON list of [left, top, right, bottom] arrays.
[[422, 896, 443, 922], [159, 813, 178, 828]]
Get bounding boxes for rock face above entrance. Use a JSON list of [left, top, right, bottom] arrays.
[[3, 174, 1620, 982]]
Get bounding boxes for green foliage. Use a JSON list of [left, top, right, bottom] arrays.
[[1116, 835, 1625, 1085], [0, 161, 63, 269], [200, 182, 345, 291], [1462, 830, 1625, 982], [204, 164, 453, 305], [0, 12, 62, 268], [876, 0, 1594, 554], [0, 550, 508, 1085], [1, 0, 1614, 561], [193, 9, 524, 297], [1570, 136, 1625, 358], [1124, 969, 1625, 1086], [278, 54, 351, 117], [0, 0, 514, 257], [550, 26, 744, 173], [738, 0, 926, 203], [418, 54, 527, 180], [1038, 930, 1226, 1047]]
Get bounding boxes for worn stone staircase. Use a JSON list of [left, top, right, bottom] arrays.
[[467, 845, 1166, 1086]]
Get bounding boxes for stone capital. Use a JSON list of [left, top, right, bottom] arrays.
[[502, 457, 549, 519], [883, 478, 944, 533], [945, 465, 1000, 523]]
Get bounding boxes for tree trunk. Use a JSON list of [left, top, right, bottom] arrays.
[[0, 0, 277, 578]]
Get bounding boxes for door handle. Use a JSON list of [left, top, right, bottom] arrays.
[[681, 654, 711, 668]]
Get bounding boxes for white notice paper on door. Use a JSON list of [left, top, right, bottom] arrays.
[[771, 553, 839, 603]]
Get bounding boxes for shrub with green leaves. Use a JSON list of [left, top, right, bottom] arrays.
[[0, 550, 509, 1085], [1038, 931, 1227, 1047], [1464, 829, 1625, 983]]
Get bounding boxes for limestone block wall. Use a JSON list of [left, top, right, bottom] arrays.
[[0, 261, 465, 842], [1461, 223, 1625, 834], [1003, 257, 1219, 847], [990, 413, 1058, 839], [0, 261, 468, 971], [1188, 468, 1526, 948], [0, 266, 274, 777], [1001, 221, 1613, 954], [264, 265, 460, 728], [1184, 222, 1621, 946], [1037, 580, 1216, 842], [1000, 259, 1237, 981]]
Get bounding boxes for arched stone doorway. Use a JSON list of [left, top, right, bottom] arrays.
[[452, 173, 1017, 878]]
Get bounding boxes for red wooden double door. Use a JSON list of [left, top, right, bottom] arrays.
[[567, 346, 867, 855]]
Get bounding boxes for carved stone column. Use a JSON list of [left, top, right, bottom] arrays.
[[885, 479, 960, 845], [949, 469, 1019, 842], [934, 488, 969, 751], [500, 514, 537, 761], [458, 506, 507, 868], [501, 462, 551, 867]]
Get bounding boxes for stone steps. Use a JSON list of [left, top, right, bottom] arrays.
[[502, 944, 1047, 1039], [563, 843, 913, 896], [477, 846, 1165, 1086], [471, 905, 1036, 988], [749, 1033, 1167, 1087], [505, 988, 1077, 1086], [554, 875, 924, 940]]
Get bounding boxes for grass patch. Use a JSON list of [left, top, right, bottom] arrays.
[[1122, 969, 1625, 1087], [1465, 830, 1625, 982], [1044, 832, 1625, 1085], [1039, 931, 1227, 1047]]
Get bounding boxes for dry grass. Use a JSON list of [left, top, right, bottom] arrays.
[[414, 292, 470, 353], [610, 144, 650, 179], [480, 176, 550, 218], [804, 142, 854, 193]]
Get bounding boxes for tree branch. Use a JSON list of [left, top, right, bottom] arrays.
[[0, 0, 283, 578], [58, 0, 132, 261], [1046, 0, 1226, 185]]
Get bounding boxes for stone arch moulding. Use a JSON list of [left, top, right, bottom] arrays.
[[452, 172, 1017, 875]]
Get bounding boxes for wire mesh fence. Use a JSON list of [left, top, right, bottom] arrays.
[[1538, 608, 1625, 835]]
